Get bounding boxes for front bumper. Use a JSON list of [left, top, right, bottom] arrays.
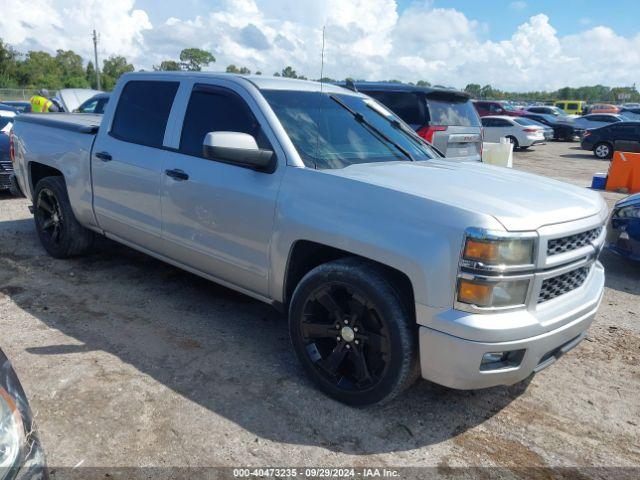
[[417, 262, 604, 389]]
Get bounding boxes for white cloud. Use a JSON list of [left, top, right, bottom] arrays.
[[510, 1, 527, 10], [0, 0, 638, 91], [0, 0, 151, 61]]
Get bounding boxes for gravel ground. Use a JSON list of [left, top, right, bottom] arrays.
[[0, 141, 638, 477]]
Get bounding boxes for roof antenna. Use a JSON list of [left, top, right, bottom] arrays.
[[320, 25, 326, 89], [314, 25, 326, 171], [345, 78, 358, 93]]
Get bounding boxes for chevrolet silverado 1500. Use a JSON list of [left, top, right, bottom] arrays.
[[11, 73, 607, 405]]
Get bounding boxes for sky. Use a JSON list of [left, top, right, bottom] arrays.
[[1, 0, 639, 91]]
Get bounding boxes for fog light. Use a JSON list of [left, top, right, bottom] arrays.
[[480, 349, 525, 371]]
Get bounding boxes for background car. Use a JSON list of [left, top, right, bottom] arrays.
[[589, 103, 620, 114], [0, 101, 31, 113], [513, 116, 554, 140], [343, 82, 482, 161], [76, 92, 110, 114], [0, 347, 47, 478], [524, 105, 575, 120], [473, 100, 525, 117], [581, 121, 640, 159], [555, 100, 586, 116], [522, 112, 581, 141], [620, 107, 640, 121], [571, 113, 625, 131], [480, 115, 545, 149], [607, 193, 640, 262], [52, 88, 102, 112]]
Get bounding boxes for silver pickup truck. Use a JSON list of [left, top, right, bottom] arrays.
[[11, 72, 607, 406]]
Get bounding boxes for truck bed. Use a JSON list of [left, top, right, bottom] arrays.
[[15, 113, 102, 134]]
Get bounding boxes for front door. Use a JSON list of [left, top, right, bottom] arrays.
[[159, 83, 284, 298], [92, 80, 179, 251]]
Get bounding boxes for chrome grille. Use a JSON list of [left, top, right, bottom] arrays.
[[0, 160, 13, 173], [538, 265, 590, 303], [547, 227, 602, 256]]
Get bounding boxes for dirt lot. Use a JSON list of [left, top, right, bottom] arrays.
[[0, 141, 639, 476]]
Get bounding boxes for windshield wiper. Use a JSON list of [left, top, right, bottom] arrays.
[[364, 102, 437, 153], [329, 95, 414, 162]]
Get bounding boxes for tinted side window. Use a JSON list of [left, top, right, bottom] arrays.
[[481, 118, 495, 127], [613, 125, 639, 139], [364, 92, 422, 125], [80, 100, 97, 113], [495, 119, 512, 127], [111, 80, 179, 148], [179, 86, 268, 158]]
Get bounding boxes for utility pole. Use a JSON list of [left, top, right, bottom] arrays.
[[92, 30, 101, 90]]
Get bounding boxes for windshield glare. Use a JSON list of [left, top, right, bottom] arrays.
[[262, 90, 437, 169]]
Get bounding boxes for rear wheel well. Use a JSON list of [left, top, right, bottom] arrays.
[[30, 162, 63, 193], [284, 240, 415, 317]]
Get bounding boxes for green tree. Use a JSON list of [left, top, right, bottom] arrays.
[[156, 60, 182, 71], [464, 83, 482, 97], [255, 70, 262, 75], [226, 64, 251, 74], [101, 55, 134, 90], [416, 80, 431, 87], [0, 39, 20, 87], [281, 66, 298, 78], [85, 61, 96, 88], [19, 50, 63, 88], [179, 48, 215, 71], [55, 49, 88, 87]]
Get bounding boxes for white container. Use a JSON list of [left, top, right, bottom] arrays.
[[481, 140, 513, 168]]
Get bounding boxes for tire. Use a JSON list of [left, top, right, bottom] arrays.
[[289, 258, 418, 406], [506, 136, 519, 149], [33, 176, 94, 258], [593, 142, 613, 159]]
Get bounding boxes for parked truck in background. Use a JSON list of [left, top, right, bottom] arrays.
[[11, 72, 607, 405]]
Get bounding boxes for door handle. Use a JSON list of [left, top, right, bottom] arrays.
[[165, 169, 189, 181], [95, 151, 112, 162]]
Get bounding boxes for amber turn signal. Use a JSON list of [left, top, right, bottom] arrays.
[[457, 279, 493, 306]]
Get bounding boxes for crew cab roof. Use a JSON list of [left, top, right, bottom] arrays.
[[119, 71, 354, 95]]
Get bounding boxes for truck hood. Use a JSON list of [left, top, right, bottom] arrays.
[[326, 160, 606, 231]]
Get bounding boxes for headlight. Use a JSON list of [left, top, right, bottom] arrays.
[[0, 350, 46, 480], [462, 230, 535, 268], [456, 228, 537, 312], [614, 205, 640, 219], [0, 387, 23, 476]]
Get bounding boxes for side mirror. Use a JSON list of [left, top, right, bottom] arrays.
[[203, 131, 275, 172]]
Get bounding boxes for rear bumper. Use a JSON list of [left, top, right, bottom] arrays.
[[417, 263, 604, 389]]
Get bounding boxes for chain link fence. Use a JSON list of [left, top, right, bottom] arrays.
[[0, 88, 59, 101]]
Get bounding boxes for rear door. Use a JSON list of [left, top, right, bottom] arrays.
[[425, 94, 482, 160], [92, 79, 179, 251]]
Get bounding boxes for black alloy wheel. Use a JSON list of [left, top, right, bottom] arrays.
[[299, 282, 391, 392], [289, 258, 418, 406], [36, 187, 64, 246]]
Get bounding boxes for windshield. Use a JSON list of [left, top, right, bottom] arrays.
[[263, 90, 437, 169], [514, 117, 542, 126], [426, 98, 480, 127]]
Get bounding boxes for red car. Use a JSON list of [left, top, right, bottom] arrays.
[[473, 101, 526, 117]]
